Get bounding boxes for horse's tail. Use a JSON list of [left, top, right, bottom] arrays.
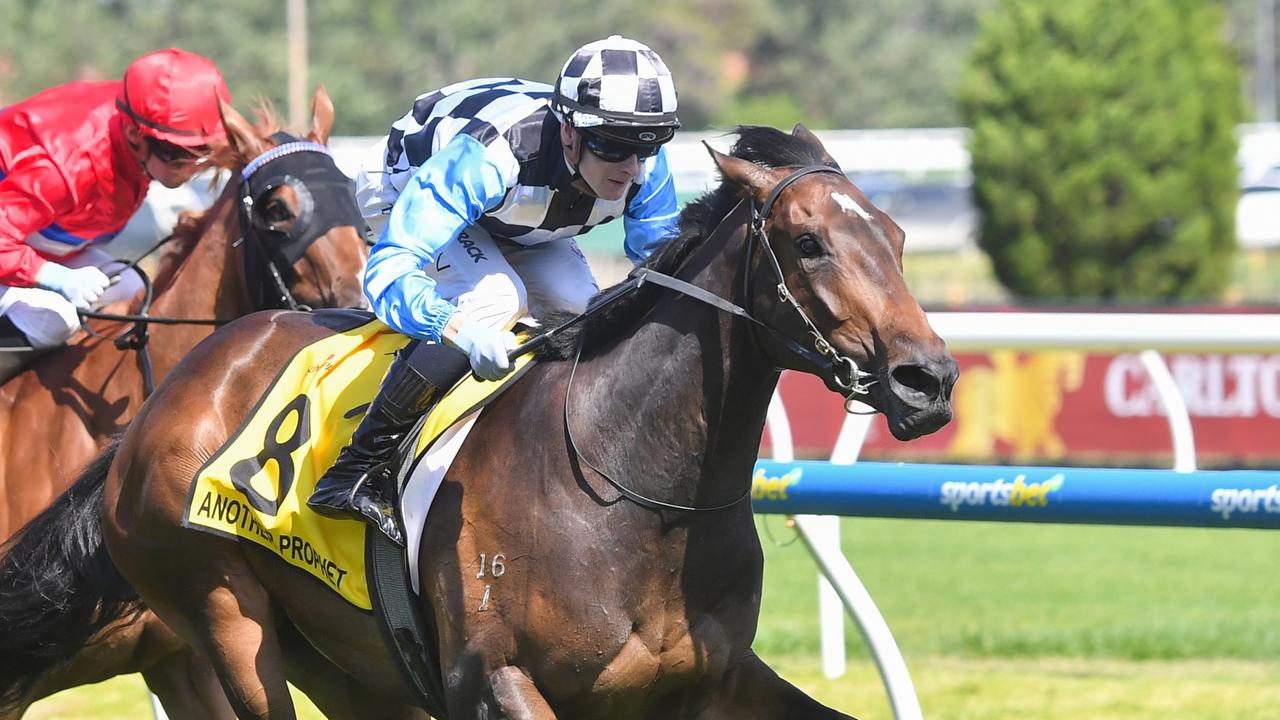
[[0, 440, 139, 710]]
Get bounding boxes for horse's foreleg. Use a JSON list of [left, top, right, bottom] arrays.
[[697, 651, 855, 720], [478, 666, 557, 720], [162, 567, 297, 720]]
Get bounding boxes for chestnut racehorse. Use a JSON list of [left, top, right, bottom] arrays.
[[0, 88, 368, 718], [0, 125, 956, 719]]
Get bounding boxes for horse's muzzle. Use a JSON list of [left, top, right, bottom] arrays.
[[878, 353, 959, 440]]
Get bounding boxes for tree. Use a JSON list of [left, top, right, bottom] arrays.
[[732, 0, 994, 129], [958, 0, 1243, 301]]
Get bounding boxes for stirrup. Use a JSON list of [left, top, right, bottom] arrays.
[[308, 469, 405, 547]]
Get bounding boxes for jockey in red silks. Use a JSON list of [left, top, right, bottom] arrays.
[[0, 48, 230, 348]]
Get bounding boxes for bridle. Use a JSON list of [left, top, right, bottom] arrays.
[[534, 163, 882, 513], [733, 163, 878, 403], [79, 135, 361, 395], [524, 163, 879, 405]]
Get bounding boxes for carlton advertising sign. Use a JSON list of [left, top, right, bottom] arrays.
[[768, 350, 1280, 466]]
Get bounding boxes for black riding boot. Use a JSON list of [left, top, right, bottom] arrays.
[[308, 340, 469, 545]]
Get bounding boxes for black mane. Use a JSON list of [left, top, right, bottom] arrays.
[[535, 125, 835, 360]]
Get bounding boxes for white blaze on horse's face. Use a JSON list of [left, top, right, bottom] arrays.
[[831, 191, 873, 222]]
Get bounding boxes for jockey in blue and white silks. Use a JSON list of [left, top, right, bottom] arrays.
[[310, 35, 682, 544], [354, 74, 679, 346]]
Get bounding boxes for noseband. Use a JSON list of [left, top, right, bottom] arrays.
[[237, 134, 364, 310]]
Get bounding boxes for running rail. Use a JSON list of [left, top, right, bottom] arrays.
[[753, 311, 1280, 717]]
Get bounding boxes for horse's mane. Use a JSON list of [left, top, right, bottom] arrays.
[[535, 125, 836, 360], [147, 212, 208, 293], [204, 101, 284, 172]]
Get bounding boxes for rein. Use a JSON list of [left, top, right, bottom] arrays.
[[525, 163, 879, 514]]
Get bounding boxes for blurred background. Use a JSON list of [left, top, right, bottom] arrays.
[[8, 0, 1280, 469], [6, 2, 1280, 719]]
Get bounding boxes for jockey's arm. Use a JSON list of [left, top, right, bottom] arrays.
[[622, 147, 679, 264], [363, 134, 513, 343], [0, 159, 72, 287]]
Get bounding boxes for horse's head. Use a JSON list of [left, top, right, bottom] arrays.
[[214, 88, 368, 310], [709, 125, 957, 440]]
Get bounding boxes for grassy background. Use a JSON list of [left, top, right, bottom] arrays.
[[26, 517, 1280, 718]]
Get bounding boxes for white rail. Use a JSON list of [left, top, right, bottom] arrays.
[[928, 311, 1280, 352]]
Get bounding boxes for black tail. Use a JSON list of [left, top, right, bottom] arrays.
[[0, 441, 139, 710]]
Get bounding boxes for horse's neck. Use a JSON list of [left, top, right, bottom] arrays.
[[144, 183, 251, 375], [578, 218, 777, 507]]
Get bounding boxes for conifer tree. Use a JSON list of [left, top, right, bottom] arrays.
[[959, 0, 1242, 300]]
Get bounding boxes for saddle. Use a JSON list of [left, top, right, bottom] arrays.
[[182, 311, 535, 716]]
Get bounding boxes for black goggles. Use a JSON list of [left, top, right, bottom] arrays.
[[145, 136, 205, 164], [581, 132, 662, 163]]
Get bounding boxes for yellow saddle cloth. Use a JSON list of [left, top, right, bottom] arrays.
[[182, 317, 532, 609]]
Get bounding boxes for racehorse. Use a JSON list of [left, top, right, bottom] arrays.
[[0, 88, 368, 717], [0, 124, 956, 719]]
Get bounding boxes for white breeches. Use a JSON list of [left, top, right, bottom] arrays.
[[419, 223, 599, 331]]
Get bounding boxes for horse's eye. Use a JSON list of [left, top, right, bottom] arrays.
[[260, 199, 293, 224], [795, 234, 825, 258]]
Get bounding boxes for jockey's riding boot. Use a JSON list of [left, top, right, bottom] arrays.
[[308, 340, 468, 546]]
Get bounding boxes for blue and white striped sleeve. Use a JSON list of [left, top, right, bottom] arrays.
[[622, 147, 679, 264], [363, 134, 512, 341]]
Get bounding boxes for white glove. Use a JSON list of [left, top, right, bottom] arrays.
[[35, 263, 111, 311], [451, 319, 517, 382]]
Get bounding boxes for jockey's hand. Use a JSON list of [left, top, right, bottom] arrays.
[[450, 319, 517, 382], [35, 263, 111, 311]]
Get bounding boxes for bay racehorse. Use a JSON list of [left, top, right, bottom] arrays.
[[0, 125, 955, 719], [0, 88, 368, 718]]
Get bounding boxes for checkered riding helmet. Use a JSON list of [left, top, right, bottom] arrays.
[[552, 35, 680, 146]]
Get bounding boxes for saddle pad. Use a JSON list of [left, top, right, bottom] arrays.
[[182, 317, 534, 609]]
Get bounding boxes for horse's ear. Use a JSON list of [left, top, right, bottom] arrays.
[[308, 86, 335, 146], [218, 97, 267, 161], [704, 142, 777, 201], [791, 124, 839, 168]]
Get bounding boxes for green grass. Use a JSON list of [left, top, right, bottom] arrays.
[[755, 517, 1280, 661], [27, 657, 1280, 719], [26, 517, 1280, 718]]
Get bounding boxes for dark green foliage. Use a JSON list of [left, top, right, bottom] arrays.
[[959, 0, 1243, 301]]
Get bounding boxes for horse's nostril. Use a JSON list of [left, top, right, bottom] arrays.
[[892, 364, 941, 398]]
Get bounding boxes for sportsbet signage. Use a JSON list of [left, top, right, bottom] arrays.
[[749, 461, 1280, 529]]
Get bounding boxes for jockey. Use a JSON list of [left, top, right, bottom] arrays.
[[0, 48, 229, 348], [309, 35, 681, 543]]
